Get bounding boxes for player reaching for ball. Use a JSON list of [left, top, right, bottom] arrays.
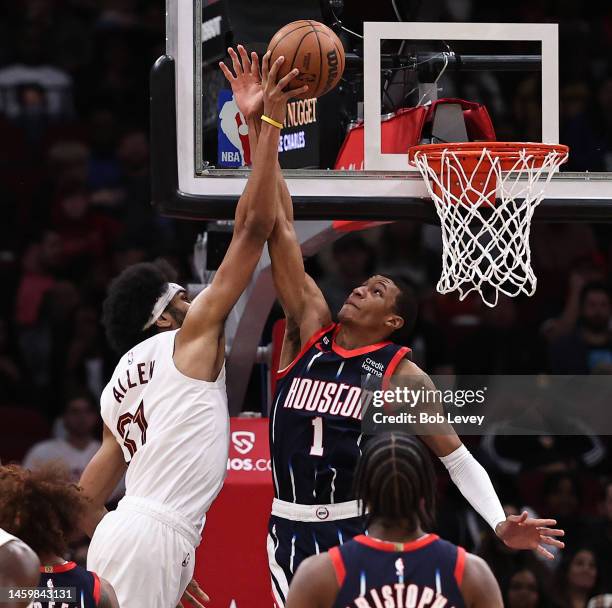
[[285, 434, 503, 608], [77, 53, 306, 608], [220, 44, 565, 607]]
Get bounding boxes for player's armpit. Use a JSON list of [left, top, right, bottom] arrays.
[[78, 424, 127, 538], [285, 554, 339, 608], [98, 577, 120, 608], [461, 553, 503, 608]]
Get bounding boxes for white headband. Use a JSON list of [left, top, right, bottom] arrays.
[[143, 282, 184, 330]]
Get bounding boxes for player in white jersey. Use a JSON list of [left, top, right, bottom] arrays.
[[0, 528, 40, 608], [77, 53, 308, 608]]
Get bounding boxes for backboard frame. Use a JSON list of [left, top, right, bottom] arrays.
[[154, 0, 612, 221]]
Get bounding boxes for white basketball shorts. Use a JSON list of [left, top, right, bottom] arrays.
[[87, 496, 199, 608]]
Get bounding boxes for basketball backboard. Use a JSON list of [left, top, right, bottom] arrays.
[[153, 0, 612, 221]]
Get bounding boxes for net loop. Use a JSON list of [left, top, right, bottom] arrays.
[[408, 142, 569, 307]]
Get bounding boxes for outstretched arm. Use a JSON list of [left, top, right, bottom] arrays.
[[175, 52, 307, 378], [392, 358, 565, 558], [221, 46, 332, 368]]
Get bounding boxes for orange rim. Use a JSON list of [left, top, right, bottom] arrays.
[[408, 141, 569, 162]]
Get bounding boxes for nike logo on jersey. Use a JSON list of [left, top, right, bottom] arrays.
[[282, 377, 374, 419], [112, 360, 156, 403], [348, 583, 454, 608]]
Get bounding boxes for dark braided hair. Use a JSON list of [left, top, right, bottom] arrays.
[[353, 433, 436, 533]]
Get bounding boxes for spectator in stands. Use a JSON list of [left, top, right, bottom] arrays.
[[0, 317, 25, 405], [51, 185, 121, 278], [552, 547, 600, 608], [548, 282, 612, 374], [318, 234, 376, 319], [588, 596, 612, 608], [64, 305, 107, 398], [452, 295, 542, 373], [23, 391, 100, 482], [543, 474, 589, 552], [376, 221, 437, 291], [0, 26, 73, 123], [587, 481, 612, 588], [504, 566, 551, 608], [541, 264, 606, 344]]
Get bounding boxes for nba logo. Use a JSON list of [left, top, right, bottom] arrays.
[[218, 89, 251, 168]]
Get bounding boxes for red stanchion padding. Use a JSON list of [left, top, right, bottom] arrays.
[[195, 418, 274, 607], [334, 106, 428, 171]]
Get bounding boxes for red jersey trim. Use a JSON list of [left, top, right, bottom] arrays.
[[354, 534, 439, 552], [382, 346, 411, 390], [328, 546, 346, 586], [40, 561, 77, 573], [92, 571, 101, 605], [276, 323, 336, 379], [331, 324, 392, 358], [454, 546, 466, 586]]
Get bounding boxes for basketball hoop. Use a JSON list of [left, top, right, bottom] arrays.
[[408, 142, 569, 307]]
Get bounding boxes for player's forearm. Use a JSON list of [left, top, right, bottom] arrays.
[[439, 444, 506, 531], [78, 444, 126, 536], [246, 116, 261, 168], [236, 121, 280, 239]]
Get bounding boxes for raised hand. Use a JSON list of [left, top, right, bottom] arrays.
[[496, 511, 565, 560], [219, 45, 263, 120], [261, 51, 308, 126]]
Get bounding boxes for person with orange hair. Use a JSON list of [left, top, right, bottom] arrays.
[[0, 464, 118, 608]]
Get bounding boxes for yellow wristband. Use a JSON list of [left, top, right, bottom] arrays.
[[261, 114, 283, 129]]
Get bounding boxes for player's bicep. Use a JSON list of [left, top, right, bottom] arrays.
[[298, 274, 332, 342], [277, 275, 331, 370], [391, 359, 461, 456]]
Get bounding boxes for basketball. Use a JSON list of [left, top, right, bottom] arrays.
[[267, 20, 345, 99]]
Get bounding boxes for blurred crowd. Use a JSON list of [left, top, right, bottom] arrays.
[[0, 0, 611, 604]]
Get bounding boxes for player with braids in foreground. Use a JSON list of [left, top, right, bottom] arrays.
[[285, 433, 503, 608], [220, 45, 565, 607], [0, 464, 118, 608], [77, 53, 307, 608]]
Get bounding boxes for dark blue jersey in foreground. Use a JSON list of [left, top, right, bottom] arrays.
[[271, 323, 410, 504], [33, 561, 100, 608], [329, 534, 466, 608]]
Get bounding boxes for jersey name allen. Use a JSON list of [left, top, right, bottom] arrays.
[[112, 360, 156, 403], [347, 583, 455, 608], [282, 377, 374, 419]]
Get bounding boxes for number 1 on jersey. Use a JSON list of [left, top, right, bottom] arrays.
[[309, 416, 324, 456]]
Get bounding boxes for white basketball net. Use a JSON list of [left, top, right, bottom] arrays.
[[412, 146, 569, 307]]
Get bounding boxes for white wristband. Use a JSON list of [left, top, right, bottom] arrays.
[[439, 444, 506, 531]]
